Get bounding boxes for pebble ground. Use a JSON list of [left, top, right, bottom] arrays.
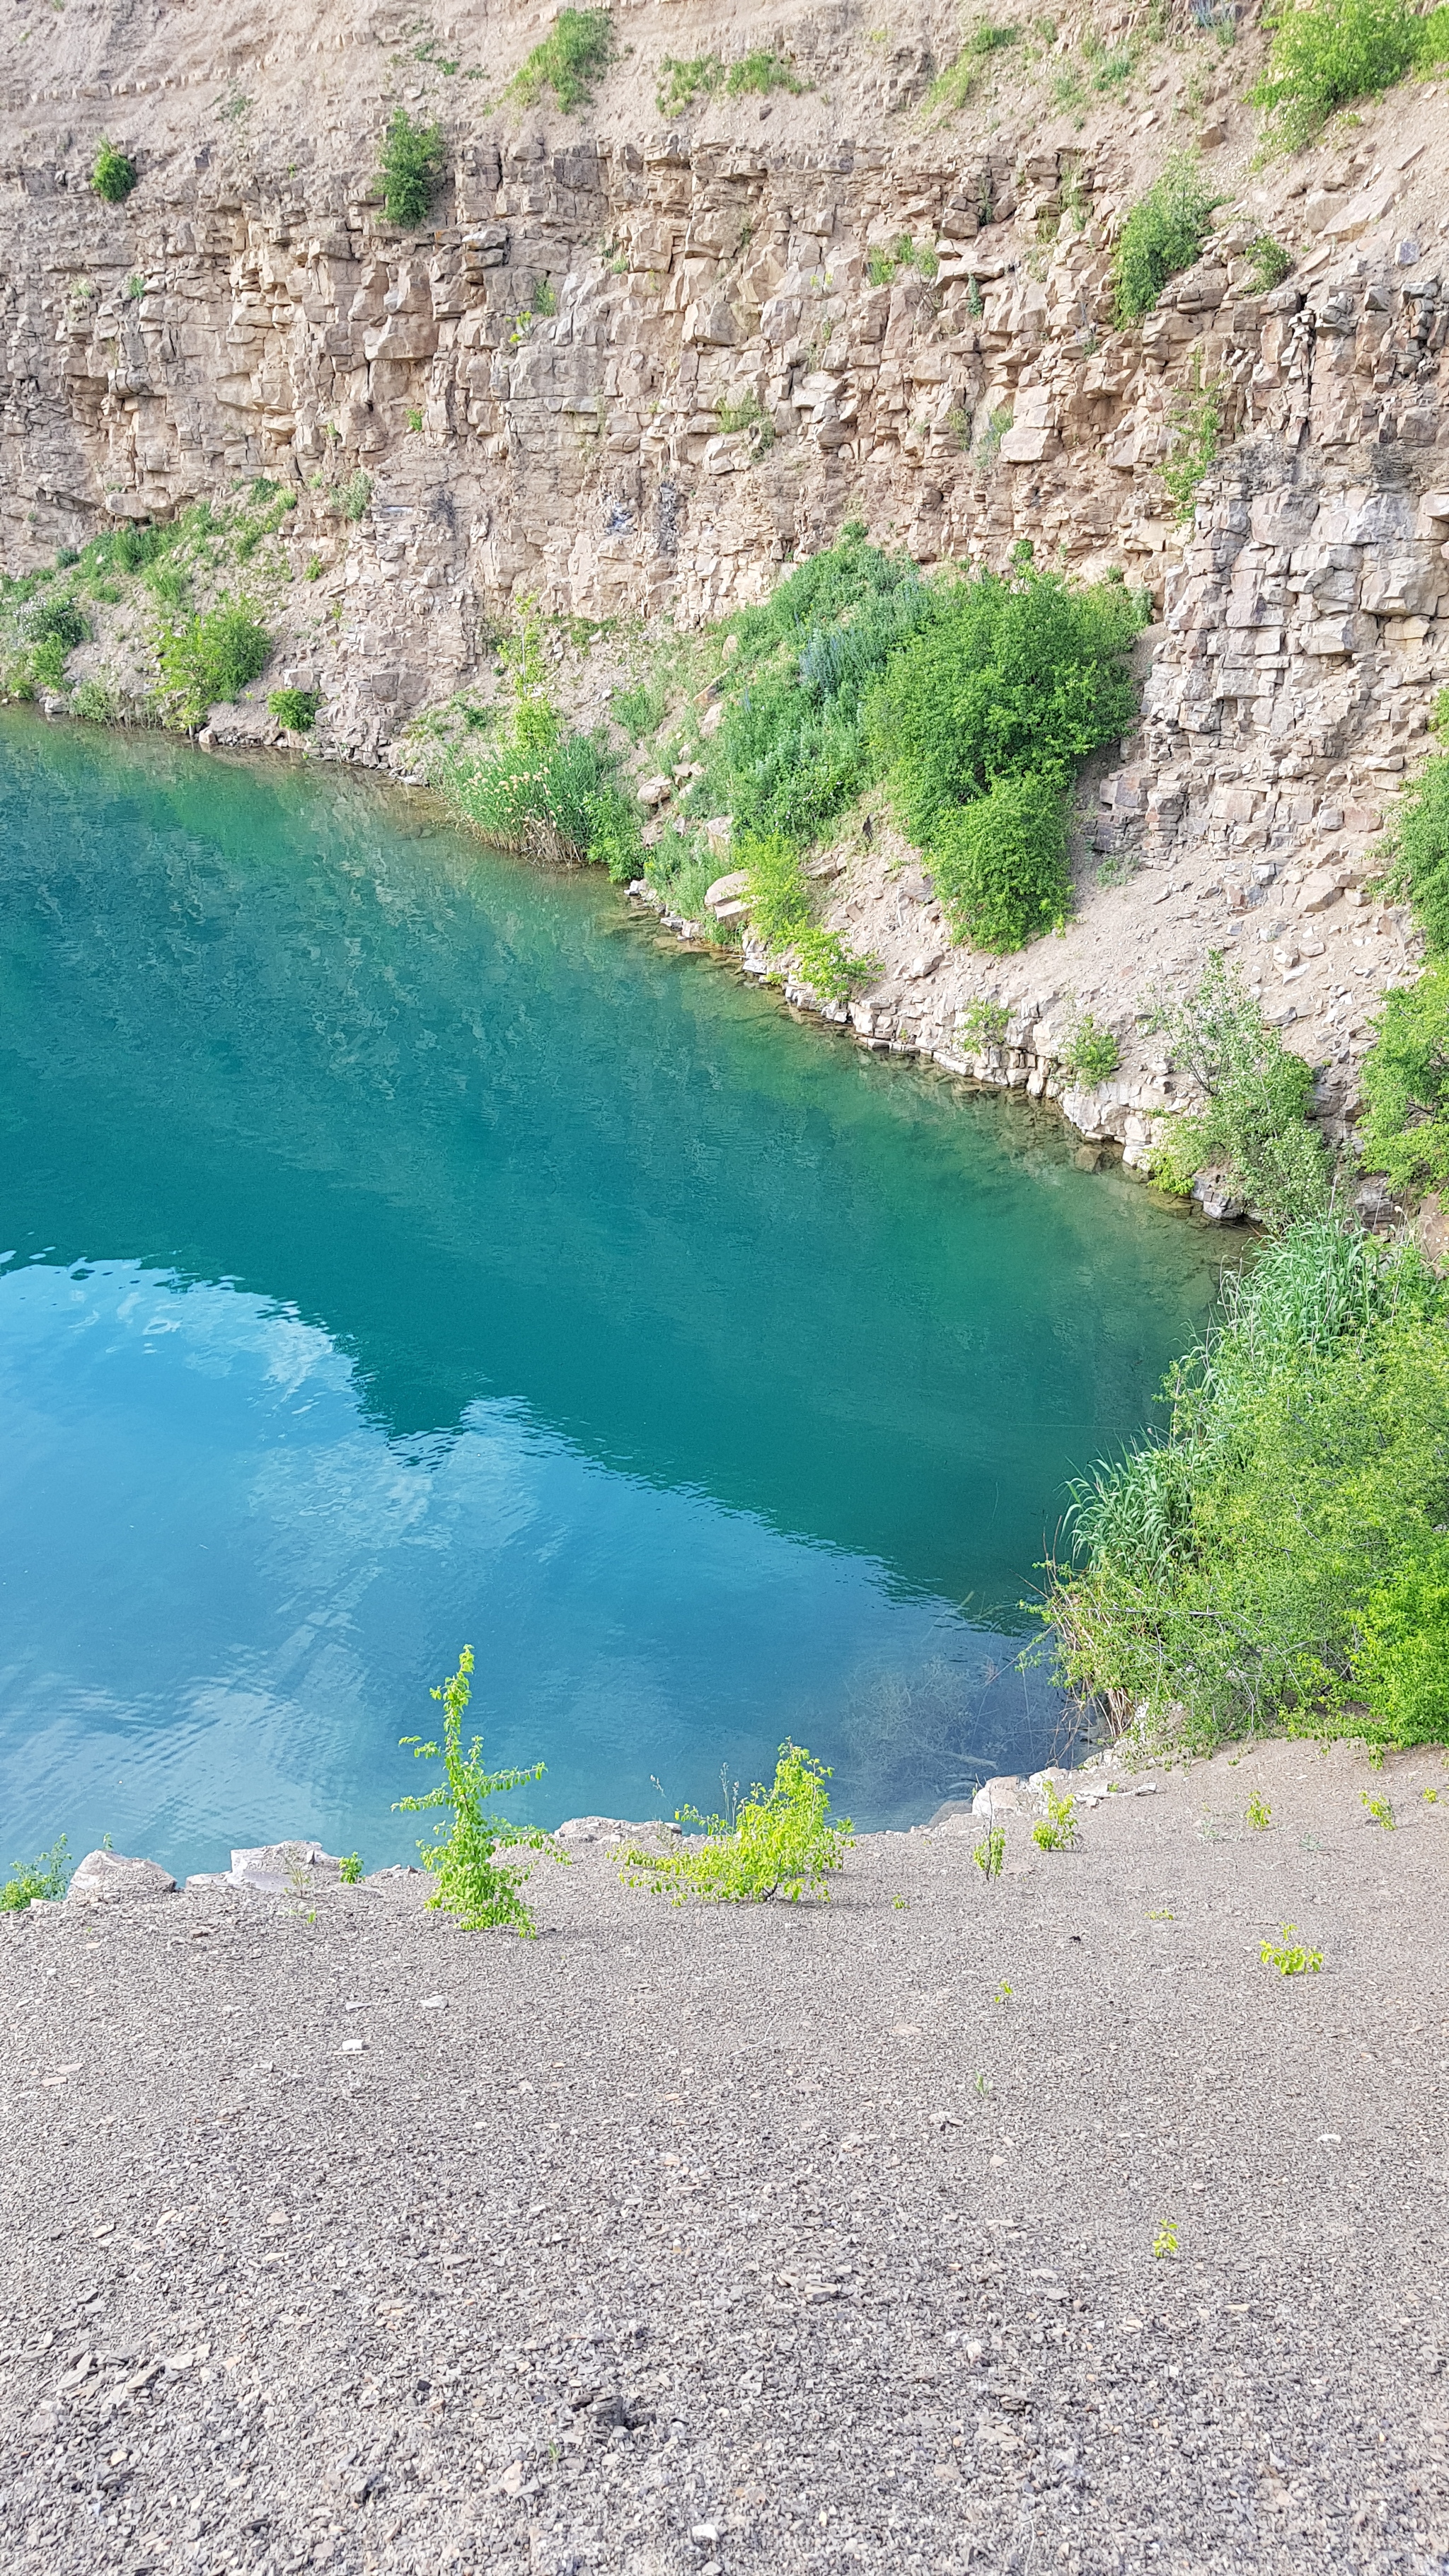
[[3, 1736, 1448, 2576]]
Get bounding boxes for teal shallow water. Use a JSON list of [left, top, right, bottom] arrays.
[[0, 712, 1222, 1877]]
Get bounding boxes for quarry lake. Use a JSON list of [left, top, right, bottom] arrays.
[[0, 712, 1225, 1878]]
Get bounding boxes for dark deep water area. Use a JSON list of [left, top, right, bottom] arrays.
[[0, 711, 1225, 1877]]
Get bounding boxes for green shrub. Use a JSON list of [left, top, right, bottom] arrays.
[[1062, 1010, 1121, 1083], [716, 388, 775, 452], [376, 108, 446, 226], [422, 606, 640, 875], [333, 470, 374, 524], [620, 1744, 852, 1905], [1049, 1220, 1449, 1750], [705, 526, 934, 848], [657, 52, 724, 115], [0, 1837, 71, 1912], [866, 234, 940, 286], [1113, 154, 1222, 326], [396, 1646, 564, 1933], [338, 1852, 364, 1883], [1245, 233, 1293, 293], [1249, 0, 1430, 146], [157, 596, 270, 727], [509, 8, 616, 110], [23, 595, 86, 652], [91, 140, 137, 204], [268, 686, 321, 732], [613, 676, 667, 741], [866, 561, 1142, 850], [72, 674, 122, 723], [1358, 962, 1449, 1189], [644, 831, 722, 925], [930, 773, 1072, 953], [1144, 955, 1330, 1225]]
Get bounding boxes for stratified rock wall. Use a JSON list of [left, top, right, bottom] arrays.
[[2, 3, 1447, 1144]]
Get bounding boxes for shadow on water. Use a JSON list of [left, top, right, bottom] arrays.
[[0, 712, 1229, 1864]]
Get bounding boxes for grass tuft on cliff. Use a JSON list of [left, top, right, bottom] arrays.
[[509, 8, 616, 112], [1049, 1219, 1449, 1754]]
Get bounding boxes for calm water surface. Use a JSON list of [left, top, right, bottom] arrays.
[[0, 712, 1223, 1876]]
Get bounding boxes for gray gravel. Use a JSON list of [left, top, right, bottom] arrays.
[[4, 1737, 1449, 2576]]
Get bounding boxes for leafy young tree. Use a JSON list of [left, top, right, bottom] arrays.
[[396, 1645, 565, 1934]]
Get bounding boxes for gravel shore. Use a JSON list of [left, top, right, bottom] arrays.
[[4, 1737, 1448, 2576]]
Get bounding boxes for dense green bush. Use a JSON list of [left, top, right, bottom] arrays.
[[91, 140, 137, 204], [705, 525, 933, 848], [1358, 963, 1449, 1189], [157, 596, 270, 727], [1113, 155, 1222, 326], [1061, 1010, 1122, 1084], [929, 771, 1073, 952], [1245, 233, 1294, 293], [376, 109, 446, 226], [1381, 746, 1449, 950], [1145, 955, 1331, 1225], [1249, 0, 1445, 146], [509, 8, 616, 110], [1050, 1221, 1449, 1751], [865, 560, 1143, 849]]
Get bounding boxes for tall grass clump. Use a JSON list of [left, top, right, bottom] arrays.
[[420, 604, 640, 874], [1049, 1220, 1449, 1752], [377, 110, 446, 226], [706, 524, 935, 848], [1113, 154, 1222, 325], [1249, 0, 1447, 148], [509, 8, 616, 109]]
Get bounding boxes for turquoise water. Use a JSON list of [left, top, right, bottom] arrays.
[[0, 712, 1222, 1878]]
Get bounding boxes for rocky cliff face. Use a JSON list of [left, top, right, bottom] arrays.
[[4, 1, 1448, 1169]]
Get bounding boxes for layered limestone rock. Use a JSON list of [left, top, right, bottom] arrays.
[[2, 3, 1447, 1167]]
